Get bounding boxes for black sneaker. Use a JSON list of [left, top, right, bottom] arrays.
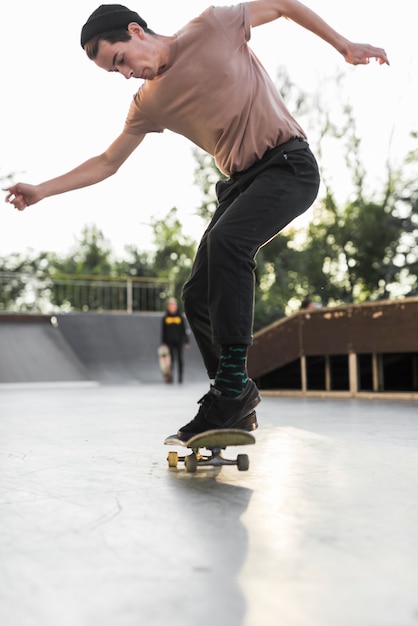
[[177, 379, 261, 441]]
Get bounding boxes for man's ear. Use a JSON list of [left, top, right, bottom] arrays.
[[127, 22, 145, 39]]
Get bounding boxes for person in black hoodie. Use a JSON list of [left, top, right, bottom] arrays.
[[161, 298, 189, 383]]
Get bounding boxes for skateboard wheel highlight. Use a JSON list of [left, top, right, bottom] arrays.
[[167, 451, 178, 468]]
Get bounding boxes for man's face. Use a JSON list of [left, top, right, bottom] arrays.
[[94, 23, 160, 80]]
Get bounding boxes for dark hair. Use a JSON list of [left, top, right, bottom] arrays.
[[84, 28, 132, 59], [84, 25, 155, 59]]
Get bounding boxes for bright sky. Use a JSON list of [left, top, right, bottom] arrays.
[[1, 0, 415, 259]]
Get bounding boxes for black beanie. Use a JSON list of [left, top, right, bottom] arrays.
[[80, 4, 148, 48]]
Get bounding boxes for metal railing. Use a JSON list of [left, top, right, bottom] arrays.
[[0, 271, 174, 314]]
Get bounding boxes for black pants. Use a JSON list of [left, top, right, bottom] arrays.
[[168, 344, 184, 383], [182, 138, 320, 378]]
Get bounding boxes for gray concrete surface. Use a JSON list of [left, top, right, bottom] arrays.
[[0, 313, 206, 384], [0, 318, 90, 383], [1, 383, 417, 626]]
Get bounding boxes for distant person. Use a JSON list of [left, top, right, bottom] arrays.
[[301, 296, 322, 310], [161, 298, 189, 384], [4, 1, 388, 440], [301, 296, 315, 310]]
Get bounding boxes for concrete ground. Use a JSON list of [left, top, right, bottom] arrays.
[[1, 382, 417, 626]]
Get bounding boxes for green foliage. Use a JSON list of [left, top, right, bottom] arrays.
[[301, 128, 418, 304], [390, 137, 418, 296], [192, 149, 225, 223], [150, 207, 196, 300], [114, 246, 154, 278], [0, 250, 50, 312], [43, 225, 114, 311], [253, 233, 303, 329], [48, 224, 114, 277]]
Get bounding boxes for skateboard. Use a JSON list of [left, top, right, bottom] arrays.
[[164, 428, 256, 473], [158, 344, 172, 383]]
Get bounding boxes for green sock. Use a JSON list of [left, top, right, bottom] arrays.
[[214, 345, 249, 396]]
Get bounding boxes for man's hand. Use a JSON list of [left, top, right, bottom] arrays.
[[343, 42, 389, 66], [3, 132, 145, 212], [3, 183, 43, 211], [250, 1, 390, 68]]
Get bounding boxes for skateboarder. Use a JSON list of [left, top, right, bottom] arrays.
[[4, 1, 389, 440], [161, 297, 189, 384]]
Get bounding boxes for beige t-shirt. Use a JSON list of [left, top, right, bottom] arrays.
[[124, 3, 305, 176]]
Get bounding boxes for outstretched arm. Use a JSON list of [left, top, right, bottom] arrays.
[[249, 0, 389, 66], [4, 131, 145, 211]]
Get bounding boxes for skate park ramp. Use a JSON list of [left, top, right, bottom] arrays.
[[0, 315, 89, 384], [0, 313, 206, 385]]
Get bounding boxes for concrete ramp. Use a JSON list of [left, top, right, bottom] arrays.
[[0, 315, 90, 383], [56, 313, 206, 384], [0, 313, 206, 385]]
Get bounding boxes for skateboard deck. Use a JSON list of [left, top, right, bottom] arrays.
[[158, 344, 172, 383], [164, 428, 256, 473]]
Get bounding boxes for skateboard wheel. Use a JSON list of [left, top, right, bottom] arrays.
[[185, 454, 198, 473], [167, 451, 178, 468], [237, 454, 249, 471]]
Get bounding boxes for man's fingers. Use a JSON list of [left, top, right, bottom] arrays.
[[348, 44, 390, 67], [4, 191, 26, 210]]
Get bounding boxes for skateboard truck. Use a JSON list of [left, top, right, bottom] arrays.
[[164, 428, 255, 473]]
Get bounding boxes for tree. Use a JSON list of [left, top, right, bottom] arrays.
[[150, 207, 197, 301], [252, 231, 305, 329], [48, 224, 114, 277], [301, 118, 418, 304], [389, 136, 418, 296], [114, 245, 154, 279], [193, 149, 225, 222], [45, 225, 115, 310], [0, 249, 51, 312]]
